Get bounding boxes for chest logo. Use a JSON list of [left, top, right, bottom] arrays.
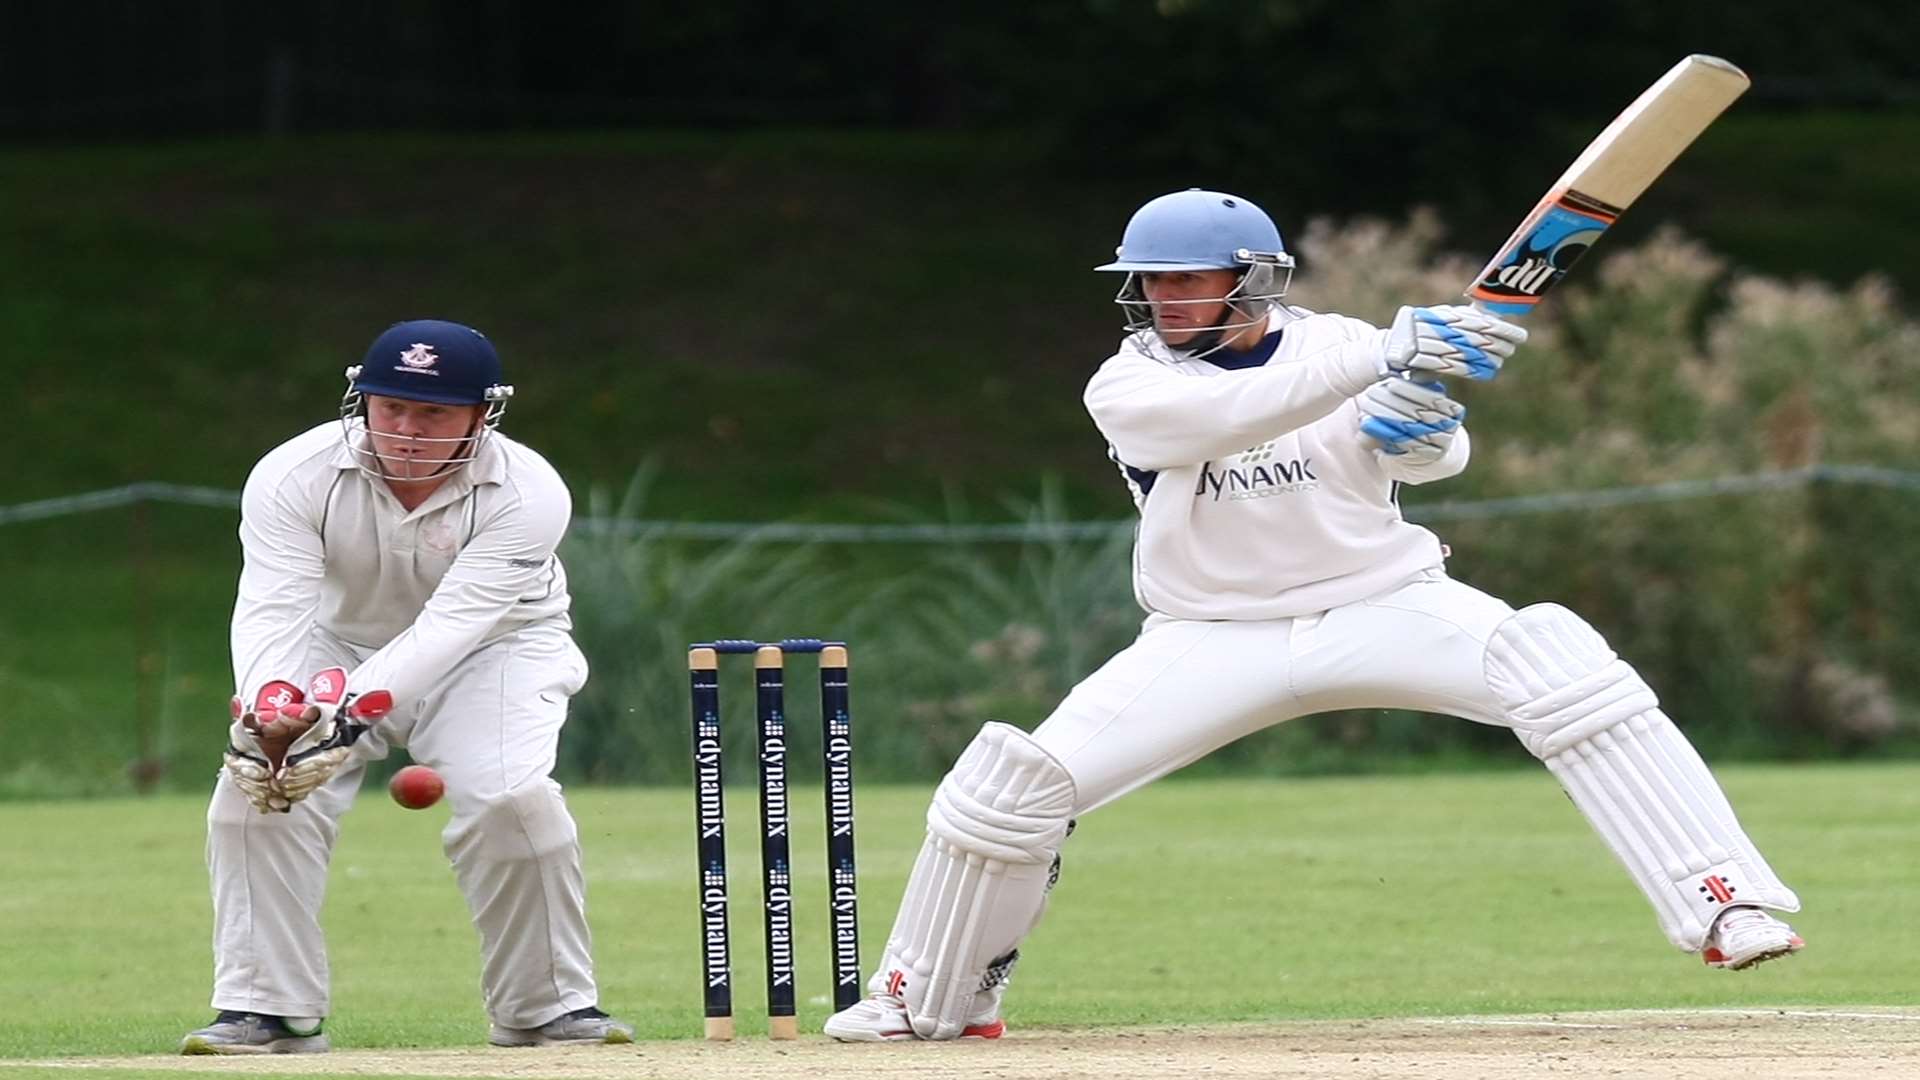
[[419, 521, 459, 555], [1196, 457, 1319, 501]]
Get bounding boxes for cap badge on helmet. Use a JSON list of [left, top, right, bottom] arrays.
[[396, 343, 440, 375]]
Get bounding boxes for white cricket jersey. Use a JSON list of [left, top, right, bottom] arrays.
[[1084, 308, 1468, 621], [230, 423, 574, 711]]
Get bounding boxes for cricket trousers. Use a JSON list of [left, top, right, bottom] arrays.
[[1033, 569, 1519, 812], [1030, 567, 1796, 950], [204, 620, 600, 1029]]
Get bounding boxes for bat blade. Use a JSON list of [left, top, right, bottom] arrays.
[[1467, 54, 1750, 316]]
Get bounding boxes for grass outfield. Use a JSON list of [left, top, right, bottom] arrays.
[[2, 762, 1912, 1068]]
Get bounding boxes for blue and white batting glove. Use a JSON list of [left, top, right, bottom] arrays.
[[1381, 304, 1526, 381], [1358, 377, 1465, 464]]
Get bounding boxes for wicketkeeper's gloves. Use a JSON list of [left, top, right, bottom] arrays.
[[224, 669, 394, 813]]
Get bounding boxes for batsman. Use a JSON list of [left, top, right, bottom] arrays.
[[182, 320, 632, 1053], [825, 190, 1804, 1042]]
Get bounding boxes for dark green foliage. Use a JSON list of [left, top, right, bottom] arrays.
[[2, 132, 1917, 794]]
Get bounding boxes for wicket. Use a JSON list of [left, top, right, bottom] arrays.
[[688, 638, 861, 1041]]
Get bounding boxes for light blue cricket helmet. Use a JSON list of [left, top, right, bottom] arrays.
[[1096, 189, 1296, 354], [1096, 188, 1290, 272]]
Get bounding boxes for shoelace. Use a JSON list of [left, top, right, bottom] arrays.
[[1712, 907, 1774, 940], [208, 1010, 314, 1035]]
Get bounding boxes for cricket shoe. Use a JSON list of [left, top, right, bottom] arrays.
[[179, 1011, 328, 1055], [489, 1005, 635, 1047], [822, 993, 1005, 1042], [1702, 906, 1805, 970]]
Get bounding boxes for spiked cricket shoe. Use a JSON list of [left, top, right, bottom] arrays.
[[179, 1011, 328, 1055], [823, 993, 1005, 1042], [1702, 906, 1805, 970], [489, 1005, 634, 1047]]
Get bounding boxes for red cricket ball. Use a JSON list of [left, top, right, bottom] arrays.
[[389, 764, 445, 810]]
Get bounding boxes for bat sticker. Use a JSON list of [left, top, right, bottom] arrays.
[[1468, 191, 1620, 316]]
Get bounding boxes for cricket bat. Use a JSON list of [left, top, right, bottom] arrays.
[[1467, 54, 1750, 316]]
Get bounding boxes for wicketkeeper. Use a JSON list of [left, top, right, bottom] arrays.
[[824, 190, 1804, 1042], [183, 320, 632, 1054]]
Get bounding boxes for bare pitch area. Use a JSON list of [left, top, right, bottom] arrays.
[[34, 1008, 1920, 1080]]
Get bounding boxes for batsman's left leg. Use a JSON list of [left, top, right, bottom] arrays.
[[830, 615, 1307, 1041], [874, 722, 1075, 1041]]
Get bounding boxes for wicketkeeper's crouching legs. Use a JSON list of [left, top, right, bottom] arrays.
[[206, 761, 365, 1022], [1484, 603, 1800, 951], [867, 722, 1076, 1040]]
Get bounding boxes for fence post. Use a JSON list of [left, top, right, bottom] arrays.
[[264, 48, 294, 136], [129, 497, 164, 793]]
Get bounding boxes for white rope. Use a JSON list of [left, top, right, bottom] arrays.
[[1408, 468, 1823, 522]]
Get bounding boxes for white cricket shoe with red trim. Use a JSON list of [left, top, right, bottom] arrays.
[[822, 993, 1005, 1042], [1702, 906, 1804, 970]]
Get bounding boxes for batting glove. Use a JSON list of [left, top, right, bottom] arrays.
[[1381, 304, 1526, 381], [1358, 377, 1465, 464]]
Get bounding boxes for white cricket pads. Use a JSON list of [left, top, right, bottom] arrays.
[[886, 722, 1075, 1040], [1485, 604, 1798, 949]]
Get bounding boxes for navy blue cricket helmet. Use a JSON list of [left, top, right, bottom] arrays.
[[338, 319, 515, 479], [350, 320, 507, 405]]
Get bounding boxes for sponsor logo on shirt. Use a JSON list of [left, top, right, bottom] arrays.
[[1195, 456, 1319, 502]]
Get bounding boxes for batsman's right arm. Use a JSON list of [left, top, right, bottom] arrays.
[[1084, 335, 1381, 470]]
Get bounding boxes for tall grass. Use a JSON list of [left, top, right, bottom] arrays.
[[560, 476, 1141, 783]]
